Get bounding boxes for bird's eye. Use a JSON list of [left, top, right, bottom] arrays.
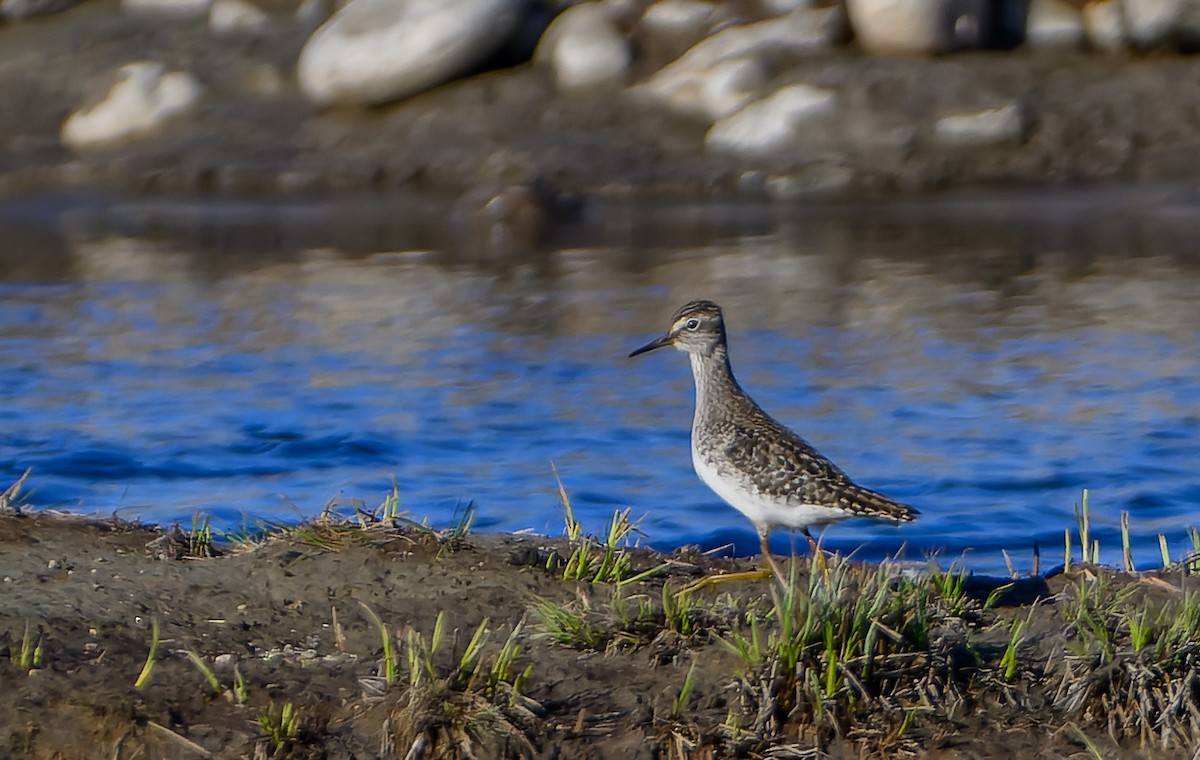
[[685, 318, 700, 330]]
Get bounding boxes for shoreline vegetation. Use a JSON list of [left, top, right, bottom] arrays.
[[2, 472, 1199, 759]]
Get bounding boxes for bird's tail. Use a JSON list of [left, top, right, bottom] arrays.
[[845, 485, 920, 524]]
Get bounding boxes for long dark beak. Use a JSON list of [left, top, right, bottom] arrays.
[[628, 334, 674, 358]]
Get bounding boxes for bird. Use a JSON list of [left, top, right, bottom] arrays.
[[629, 299, 918, 579]]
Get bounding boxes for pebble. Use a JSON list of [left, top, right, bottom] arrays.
[[846, 0, 952, 54], [934, 102, 1025, 146], [1025, 0, 1086, 49], [297, 0, 525, 106], [635, 6, 839, 122], [209, 0, 269, 34], [61, 62, 204, 151], [0, 0, 83, 20], [1123, 0, 1184, 48], [764, 163, 854, 199], [1083, 0, 1126, 51], [535, 2, 631, 91], [706, 83, 837, 157], [122, 0, 211, 16], [639, 0, 715, 38]]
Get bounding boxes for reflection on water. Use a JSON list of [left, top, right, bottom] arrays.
[[1, 192, 1198, 574]]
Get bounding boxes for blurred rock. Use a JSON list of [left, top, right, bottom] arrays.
[[297, 0, 525, 106], [763, 163, 854, 199], [639, 0, 716, 38], [1025, 0, 1085, 48], [1179, 0, 1200, 49], [295, 0, 326, 25], [123, 0, 211, 16], [934, 102, 1025, 146], [535, 3, 631, 91], [847, 0, 953, 54], [209, 0, 270, 33], [61, 62, 204, 151], [0, 0, 82, 20], [1123, 0, 1183, 48], [634, 6, 842, 122], [1082, 0, 1126, 50], [706, 84, 836, 157], [762, 0, 812, 15]]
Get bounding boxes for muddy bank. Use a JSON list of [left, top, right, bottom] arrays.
[[4, 0, 1200, 204], [2, 503, 1199, 759]]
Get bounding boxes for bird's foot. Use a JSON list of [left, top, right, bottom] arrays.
[[678, 569, 774, 595]]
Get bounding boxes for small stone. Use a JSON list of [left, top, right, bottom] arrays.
[[535, 3, 631, 91], [122, 0, 210, 16], [934, 102, 1025, 146], [61, 62, 204, 151], [639, 0, 715, 37], [761, 0, 811, 15], [846, 0, 953, 54], [764, 164, 854, 199], [1025, 0, 1085, 49], [213, 653, 237, 671], [634, 7, 841, 123], [297, 0, 525, 106], [209, 0, 269, 33], [706, 83, 837, 157], [0, 0, 83, 20], [1123, 0, 1183, 48], [1083, 0, 1126, 51], [699, 57, 768, 121]]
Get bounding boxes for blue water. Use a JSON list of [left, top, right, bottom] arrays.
[[2, 193, 1198, 574]]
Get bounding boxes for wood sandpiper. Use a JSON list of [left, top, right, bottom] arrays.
[[629, 300, 919, 578]]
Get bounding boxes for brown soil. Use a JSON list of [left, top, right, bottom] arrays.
[[2, 508, 1198, 759]]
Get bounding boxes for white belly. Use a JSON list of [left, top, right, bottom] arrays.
[[692, 447, 849, 533]]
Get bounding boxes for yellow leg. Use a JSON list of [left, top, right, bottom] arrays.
[[760, 530, 786, 582], [677, 530, 779, 595], [678, 567, 773, 595]]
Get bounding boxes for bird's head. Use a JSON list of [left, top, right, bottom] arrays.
[[629, 300, 726, 359]]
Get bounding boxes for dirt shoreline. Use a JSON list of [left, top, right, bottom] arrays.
[[5, 1, 1200, 205], [2, 504, 1198, 759]]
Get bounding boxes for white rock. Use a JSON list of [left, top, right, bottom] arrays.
[[1083, 0, 1126, 50], [696, 57, 767, 120], [846, 0, 952, 54], [297, 0, 524, 106], [706, 84, 836, 156], [61, 62, 204, 151], [934, 102, 1024, 146], [761, 0, 812, 16], [1025, 0, 1085, 48], [764, 164, 854, 199], [535, 3, 631, 91], [639, 0, 715, 37], [122, 0, 209, 16], [209, 0, 269, 32], [634, 6, 840, 122], [1123, 0, 1183, 47]]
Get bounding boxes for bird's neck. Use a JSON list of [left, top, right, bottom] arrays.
[[688, 345, 742, 425]]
